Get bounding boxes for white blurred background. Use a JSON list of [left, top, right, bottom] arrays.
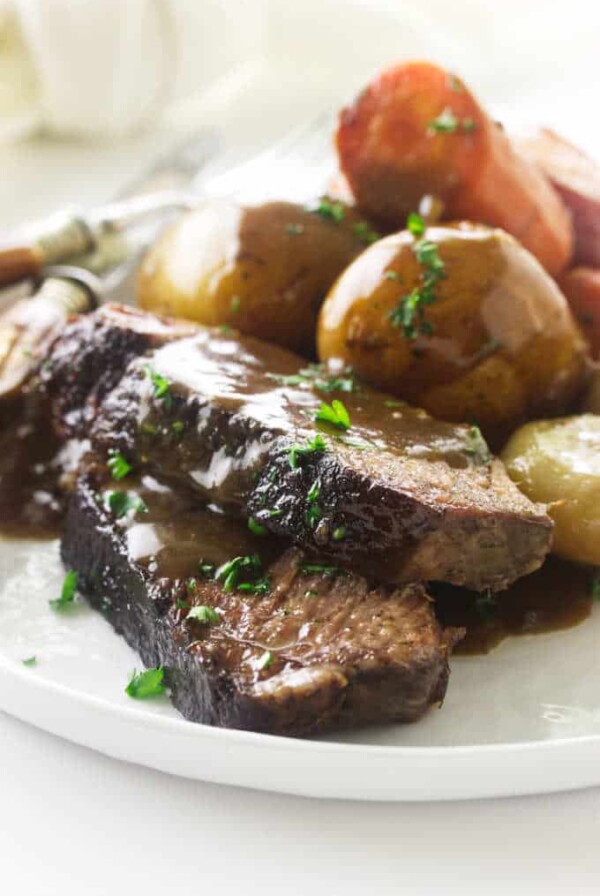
[[0, 0, 598, 225]]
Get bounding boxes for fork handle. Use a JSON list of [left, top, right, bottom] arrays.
[[0, 243, 44, 286], [0, 212, 95, 287]]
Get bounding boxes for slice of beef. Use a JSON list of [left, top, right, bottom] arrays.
[[89, 325, 552, 591], [61, 473, 458, 735], [39, 303, 195, 439]]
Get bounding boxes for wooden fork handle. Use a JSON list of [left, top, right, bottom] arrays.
[[0, 213, 95, 287], [0, 243, 44, 286]]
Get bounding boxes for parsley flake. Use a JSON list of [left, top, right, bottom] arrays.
[[215, 554, 270, 595], [107, 450, 132, 481], [187, 605, 219, 624], [353, 221, 381, 245], [269, 363, 357, 394], [230, 295, 241, 313], [312, 197, 345, 222], [125, 667, 166, 699], [106, 491, 147, 519], [50, 569, 78, 611], [257, 650, 274, 670], [428, 108, 458, 133], [22, 656, 37, 667], [315, 399, 351, 431], [248, 517, 267, 536], [145, 364, 172, 407], [287, 434, 327, 470], [198, 560, 216, 578], [285, 223, 305, 235], [305, 503, 322, 528], [407, 212, 426, 236], [307, 478, 321, 503], [465, 425, 491, 464], [300, 562, 342, 577], [591, 571, 600, 601]]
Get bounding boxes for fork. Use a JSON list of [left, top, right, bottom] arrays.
[[0, 111, 336, 291]]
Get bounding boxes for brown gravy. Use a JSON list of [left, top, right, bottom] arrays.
[[0, 410, 64, 539], [0, 419, 593, 655], [435, 555, 593, 654]]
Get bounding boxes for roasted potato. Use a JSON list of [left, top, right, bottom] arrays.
[[317, 222, 589, 445], [137, 198, 378, 356], [502, 415, 600, 565]]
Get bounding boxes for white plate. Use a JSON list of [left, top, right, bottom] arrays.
[[2, 536, 600, 802], [3, 45, 600, 802]]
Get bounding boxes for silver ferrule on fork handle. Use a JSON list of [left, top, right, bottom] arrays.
[[29, 210, 96, 266]]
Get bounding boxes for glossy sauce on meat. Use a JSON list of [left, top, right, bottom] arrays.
[[0, 425, 591, 656]]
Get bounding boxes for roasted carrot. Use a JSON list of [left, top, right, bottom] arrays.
[[558, 267, 600, 358], [336, 61, 573, 277], [515, 128, 600, 268]]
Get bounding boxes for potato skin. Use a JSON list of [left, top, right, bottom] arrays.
[[501, 415, 600, 564], [137, 199, 372, 356], [317, 223, 589, 445]]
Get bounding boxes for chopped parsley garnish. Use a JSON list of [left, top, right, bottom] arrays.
[[107, 450, 132, 481], [198, 560, 216, 578], [315, 399, 351, 431], [353, 221, 381, 245], [388, 216, 446, 340], [332, 525, 346, 541], [312, 197, 345, 222], [218, 325, 233, 335], [474, 591, 498, 620], [300, 562, 342, 577], [187, 605, 219, 624], [187, 579, 197, 591], [257, 650, 274, 670], [591, 571, 600, 601], [125, 667, 166, 699], [384, 271, 402, 282], [305, 504, 322, 528], [285, 223, 305, 235], [307, 479, 321, 503], [266, 508, 283, 518], [384, 399, 403, 408], [269, 363, 357, 394], [287, 434, 327, 469], [428, 108, 458, 133], [407, 212, 426, 236], [465, 425, 490, 464], [22, 656, 37, 667], [230, 295, 241, 313], [50, 569, 78, 611], [248, 517, 267, 536], [106, 491, 147, 519], [171, 420, 184, 435], [145, 364, 172, 407], [215, 554, 270, 595], [428, 108, 477, 135]]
